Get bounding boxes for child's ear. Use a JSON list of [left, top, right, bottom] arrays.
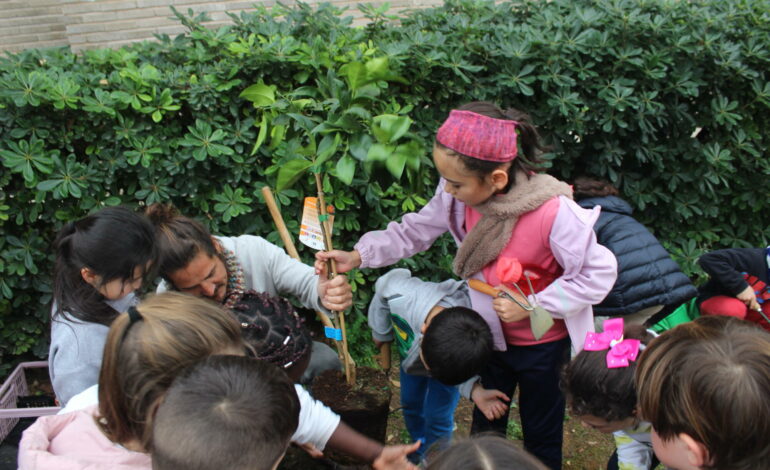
[[490, 168, 509, 191], [680, 433, 710, 468], [80, 267, 99, 287]]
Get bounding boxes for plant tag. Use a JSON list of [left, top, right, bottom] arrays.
[[530, 306, 554, 340], [324, 326, 343, 341], [299, 197, 334, 250]]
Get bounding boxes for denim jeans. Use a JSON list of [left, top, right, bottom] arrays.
[[399, 367, 460, 461]]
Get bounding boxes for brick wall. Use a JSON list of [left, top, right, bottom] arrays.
[[1, 0, 443, 53]]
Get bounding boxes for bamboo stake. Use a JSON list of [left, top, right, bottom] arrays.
[[260, 186, 337, 333], [314, 172, 356, 385]]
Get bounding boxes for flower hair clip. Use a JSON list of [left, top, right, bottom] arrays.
[[584, 318, 640, 369]]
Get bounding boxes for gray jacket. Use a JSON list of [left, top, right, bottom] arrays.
[[48, 294, 137, 405], [368, 268, 477, 397]]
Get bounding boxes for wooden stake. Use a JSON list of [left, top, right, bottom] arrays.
[[260, 186, 336, 331], [314, 172, 356, 385]]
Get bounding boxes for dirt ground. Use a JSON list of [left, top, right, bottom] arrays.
[[383, 368, 616, 470]]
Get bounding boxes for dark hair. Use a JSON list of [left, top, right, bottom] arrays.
[[228, 290, 312, 382], [562, 324, 654, 421], [52, 206, 156, 325], [571, 176, 620, 201], [145, 203, 219, 281], [635, 316, 770, 470], [426, 434, 548, 470], [421, 306, 493, 385], [436, 101, 547, 193], [151, 355, 300, 470]]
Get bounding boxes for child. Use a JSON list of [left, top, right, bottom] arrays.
[[152, 355, 300, 470], [227, 290, 314, 383], [562, 319, 659, 470], [49, 206, 156, 405], [635, 316, 770, 470], [572, 176, 696, 327], [425, 434, 548, 470], [318, 102, 617, 469], [20, 292, 418, 470], [368, 268, 495, 461], [696, 246, 770, 331]]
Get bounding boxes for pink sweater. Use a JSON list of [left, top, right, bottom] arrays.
[[18, 405, 151, 470], [355, 181, 618, 352]]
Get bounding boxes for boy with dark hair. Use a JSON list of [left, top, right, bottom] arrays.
[[369, 269, 496, 462], [151, 355, 300, 470], [635, 316, 770, 470]]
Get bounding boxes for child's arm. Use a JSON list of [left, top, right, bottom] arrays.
[[316, 185, 453, 272], [326, 422, 418, 469], [292, 386, 417, 469], [532, 199, 618, 319], [699, 248, 766, 309]]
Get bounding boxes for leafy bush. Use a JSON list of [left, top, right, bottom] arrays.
[[1, 0, 768, 373]]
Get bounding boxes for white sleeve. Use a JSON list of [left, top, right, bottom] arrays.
[[290, 385, 341, 450], [58, 385, 99, 414]]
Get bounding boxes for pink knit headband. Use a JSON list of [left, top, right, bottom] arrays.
[[436, 110, 519, 162]]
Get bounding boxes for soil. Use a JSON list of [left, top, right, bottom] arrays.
[[309, 367, 392, 467]]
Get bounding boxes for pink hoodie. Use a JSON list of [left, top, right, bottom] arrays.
[[18, 405, 151, 470]]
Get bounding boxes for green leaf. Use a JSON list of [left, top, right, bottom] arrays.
[[315, 133, 341, 167], [336, 154, 356, 185], [349, 133, 372, 161], [372, 114, 412, 143], [240, 82, 276, 107], [252, 114, 268, 156], [340, 62, 367, 91], [366, 143, 394, 162], [276, 158, 313, 191], [386, 148, 407, 179]]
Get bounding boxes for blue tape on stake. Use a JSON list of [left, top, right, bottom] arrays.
[[324, 327, 343, 341]]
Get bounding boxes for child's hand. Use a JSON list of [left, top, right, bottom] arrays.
[[372, 442, 420, 470], [315, 250, 362, 274], [492, 285, 531, 323], [471, 383, 510, 421], [737, 285, 761, 311], [317, 262, 353, 311], [297, 442, 324, 458]]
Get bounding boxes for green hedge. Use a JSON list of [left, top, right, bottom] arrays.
[[1, 0, 768, 373]]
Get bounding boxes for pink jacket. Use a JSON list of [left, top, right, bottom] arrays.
[[18, 405, 151, 470], [355, 181, 617, 352]]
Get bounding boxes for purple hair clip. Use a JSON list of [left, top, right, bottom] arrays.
[[584, 318, 640, 369]]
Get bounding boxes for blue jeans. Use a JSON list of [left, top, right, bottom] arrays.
[[399, 367, 460, 461]]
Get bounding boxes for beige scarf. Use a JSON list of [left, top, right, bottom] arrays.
[[453, 172, 573, 279]]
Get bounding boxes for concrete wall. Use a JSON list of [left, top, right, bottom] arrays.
[[0, 0, 442, 53]]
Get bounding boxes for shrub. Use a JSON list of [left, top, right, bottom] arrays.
[[0, 0, 768, 374]]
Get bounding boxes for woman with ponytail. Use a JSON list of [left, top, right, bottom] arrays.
[[49, 206, 156, 406]]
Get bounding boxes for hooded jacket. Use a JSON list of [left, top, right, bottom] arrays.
[[577, 195, 696, 317]]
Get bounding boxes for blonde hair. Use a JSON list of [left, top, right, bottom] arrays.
[[97, 292, 244, 450]]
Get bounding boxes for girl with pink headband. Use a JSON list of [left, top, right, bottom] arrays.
[[317, 102, 617, 469]]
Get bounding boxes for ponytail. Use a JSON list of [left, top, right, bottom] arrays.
[[52, 207, 156, 326]]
